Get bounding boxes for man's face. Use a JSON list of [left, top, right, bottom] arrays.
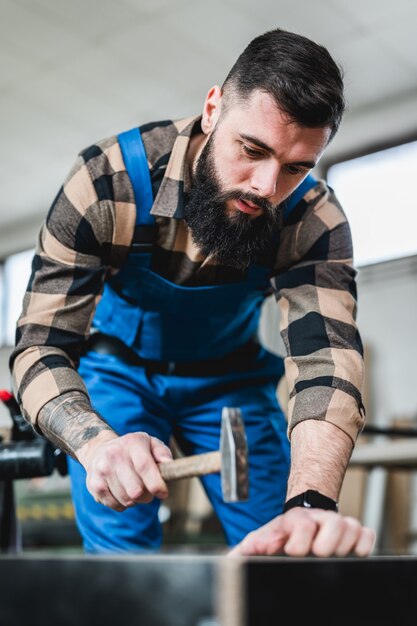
[[185, 89, 331, 267]]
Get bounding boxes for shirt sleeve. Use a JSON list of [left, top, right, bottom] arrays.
[[9, 136, 136, 427], [272, 182, 365, 444]]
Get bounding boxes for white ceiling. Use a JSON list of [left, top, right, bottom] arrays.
[[1, 0, 417, 256]]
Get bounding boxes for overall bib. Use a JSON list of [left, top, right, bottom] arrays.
[[68, 128, 316, 553]]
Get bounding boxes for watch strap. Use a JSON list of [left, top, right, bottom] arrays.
[[283, 489, 338, 513]]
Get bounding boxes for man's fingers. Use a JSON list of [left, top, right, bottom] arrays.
[[333, 516, 363, 556], [151, 436, 173, 463], [308, 510, 375, 557], [285, 509, 376, 557], [283, 514, 321, 556], [107, 461, 154, 507], [353, 526, 377, 557], [131, 437, 171, 500], [87, 473, 127, 511], [227, 544, 243, 557], [149, 436, 173, 499], [229, 520, 288, 557], [95, 488, 126, 511], [84, 432, 171, 508], [309, 511, 346, 557], [228, 509, 377, 558]]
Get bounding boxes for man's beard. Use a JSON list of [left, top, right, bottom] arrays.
[[184, 132, 283, 268]]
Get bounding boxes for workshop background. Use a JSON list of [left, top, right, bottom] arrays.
[[0, 0, 416, 555]]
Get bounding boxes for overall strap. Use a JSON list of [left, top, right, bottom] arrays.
[[118, 127, 154, 226], [284, 174, 317, 218]]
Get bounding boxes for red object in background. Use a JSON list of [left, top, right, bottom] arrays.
[[0, 390, 20, 418], [0, 390, 13, 403]]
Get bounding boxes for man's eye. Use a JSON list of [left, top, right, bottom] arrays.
[[285, 165, 305, 175], [242, 144, 262, 158]]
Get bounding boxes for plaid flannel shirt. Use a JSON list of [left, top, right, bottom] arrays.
[[10, 116, 365, 443]]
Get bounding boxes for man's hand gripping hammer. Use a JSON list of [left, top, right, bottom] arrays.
[[159, 407, 249, 502]]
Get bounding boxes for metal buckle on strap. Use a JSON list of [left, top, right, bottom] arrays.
[[166, 362, 176, 375], [144, 359, 178, 376]]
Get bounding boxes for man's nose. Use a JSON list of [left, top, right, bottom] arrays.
[[250, 163, 279, 198]]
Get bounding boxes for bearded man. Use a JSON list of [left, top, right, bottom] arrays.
[[10, 28, 375, 556]]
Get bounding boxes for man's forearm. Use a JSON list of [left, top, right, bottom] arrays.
[[37, 391, 116, 461], [286, 419, 354, 501]]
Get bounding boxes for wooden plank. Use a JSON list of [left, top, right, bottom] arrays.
[[219, 555, 417, 626], [2, 552, 417, 626], [0, 554, 218, 626]]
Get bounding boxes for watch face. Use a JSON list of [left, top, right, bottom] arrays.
[[307, 491, 321, 507], [306, 490, 338, 511]]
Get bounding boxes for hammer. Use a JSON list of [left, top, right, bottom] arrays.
[[158, 407, 249, 502]]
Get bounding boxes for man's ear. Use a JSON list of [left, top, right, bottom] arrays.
[[201, 85, 223, 135]]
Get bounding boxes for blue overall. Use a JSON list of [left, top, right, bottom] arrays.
[[68, 127, 317, 553]]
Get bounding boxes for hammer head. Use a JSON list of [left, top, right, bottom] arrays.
[[220, 407, 249, 502]]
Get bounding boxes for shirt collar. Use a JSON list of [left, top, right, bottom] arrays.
[[150, 115, 202, 219]]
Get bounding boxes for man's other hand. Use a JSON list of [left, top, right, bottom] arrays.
[[228, 508, 376, 557]]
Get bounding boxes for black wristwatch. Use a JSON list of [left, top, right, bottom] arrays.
[[283, 490, 338, 513]]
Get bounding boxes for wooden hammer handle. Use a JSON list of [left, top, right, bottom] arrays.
[[159, 450, 221, 481]]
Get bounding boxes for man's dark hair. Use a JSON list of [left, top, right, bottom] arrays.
[[221, 28, 345, 141]]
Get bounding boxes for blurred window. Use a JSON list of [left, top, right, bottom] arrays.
[[3, 249, 34, 347], [0, 265, 4, 345], [327, 139, 417, 267]]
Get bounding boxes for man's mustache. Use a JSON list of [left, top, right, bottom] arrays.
[[216, 189, 275, 215]]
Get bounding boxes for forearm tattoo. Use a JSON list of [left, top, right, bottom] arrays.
[[37, 391, 116, 460]]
